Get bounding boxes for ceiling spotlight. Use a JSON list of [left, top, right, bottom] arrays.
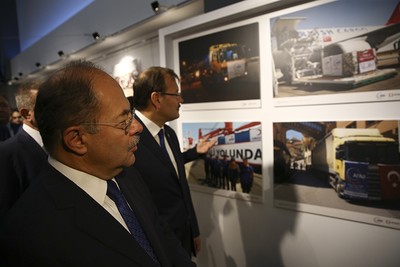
[[58, 50, 64, 57], [35, 62, 41, 68], [92, 32, 100, 40], [151, 1, 160, 12], [151, 1, 169, 13]]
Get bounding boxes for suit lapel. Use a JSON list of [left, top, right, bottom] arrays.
[[41, 166, 156, 266], [136, 116, 178, 174], [116, 171, 170, 267]]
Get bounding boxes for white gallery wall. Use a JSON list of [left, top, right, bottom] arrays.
[[159, 0, 400, 266]]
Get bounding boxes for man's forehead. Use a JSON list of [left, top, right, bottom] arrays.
[[166, 75, 179, 86], [96, 79, 130, 111]]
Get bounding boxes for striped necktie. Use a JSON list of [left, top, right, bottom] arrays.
[[106, 180, 160, 266]]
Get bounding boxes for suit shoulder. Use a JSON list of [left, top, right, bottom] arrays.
[[0, 137, 17, 157]]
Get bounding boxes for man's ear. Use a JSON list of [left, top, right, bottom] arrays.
[[63, 126, 88, 155], [150, 91, 161, 110], [20, 108, 30, 120]]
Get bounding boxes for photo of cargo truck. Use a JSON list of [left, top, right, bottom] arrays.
[[311, 128, 400, 201]]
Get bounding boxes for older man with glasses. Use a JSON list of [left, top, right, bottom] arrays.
[[0, 60, 196, 267]]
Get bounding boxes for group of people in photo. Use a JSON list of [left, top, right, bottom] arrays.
[[203, 154, 254, 194]]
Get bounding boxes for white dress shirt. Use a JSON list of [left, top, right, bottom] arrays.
[[22, 124, 43, 148], [136, 111, 178, 174], [48, 156, 130, 232]]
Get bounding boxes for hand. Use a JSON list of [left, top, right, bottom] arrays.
[[196, 134, 217, 154], [193, 236, 201, 255]]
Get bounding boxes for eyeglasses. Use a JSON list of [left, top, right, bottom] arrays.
[[158, 92, 182, 98], [81, 109, 135, 135]]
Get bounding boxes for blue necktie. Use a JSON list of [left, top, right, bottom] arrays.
[[106, 180, 160, 265], [158, 129, 169, 158]]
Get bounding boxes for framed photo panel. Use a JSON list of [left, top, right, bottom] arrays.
[[175, 18, 261, 111], [112, 56, 141, 97], [181, 121, 263, 202], [269, 0, 400, 106], [273, 120, 400, 229]]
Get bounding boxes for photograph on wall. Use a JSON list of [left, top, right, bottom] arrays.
[[112, 56, 141, 98], [273, 120, 400, 229], [182, 121, 262, 202], [270, 0, 400, 106], [177, 21, 261, 110]]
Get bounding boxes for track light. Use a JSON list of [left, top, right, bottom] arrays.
[[58, 50, 64, 57], [92, 32, 100, 40], [151, 1, 160, 12], [151, 1, 168, 13], [18, 72, 23, 76], [35, 62, 41, 68]]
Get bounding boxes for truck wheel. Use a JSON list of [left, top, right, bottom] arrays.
[[335, 178, 344, 199]]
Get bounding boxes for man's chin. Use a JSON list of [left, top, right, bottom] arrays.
[[125, 154, 136, 167]]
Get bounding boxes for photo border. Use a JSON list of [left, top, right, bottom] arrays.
[[173, 17, 263, 111], [179, 120, 264, 203], [273, 120, 400, 230], [267, 0, 400, 107]]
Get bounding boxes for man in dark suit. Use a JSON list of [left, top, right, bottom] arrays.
[[0, 82, 47, 217], [132, 67, 216, 257], [0, 60, 195, 267], [0, 95, 13, 142]]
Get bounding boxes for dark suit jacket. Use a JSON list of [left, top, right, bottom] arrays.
[[0, 128, 48, 217], [133, 116, 201, 256], [0, 124, 11, 142], [0, 164, 195, 267]]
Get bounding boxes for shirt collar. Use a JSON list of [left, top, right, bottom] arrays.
[[136, 110, 163, 138], [48, 156, 107, 206], [22, 124, 43, 147]]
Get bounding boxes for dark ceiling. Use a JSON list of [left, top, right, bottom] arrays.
[[0, 0, 245, 85], [0, 0, 19, 84]]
